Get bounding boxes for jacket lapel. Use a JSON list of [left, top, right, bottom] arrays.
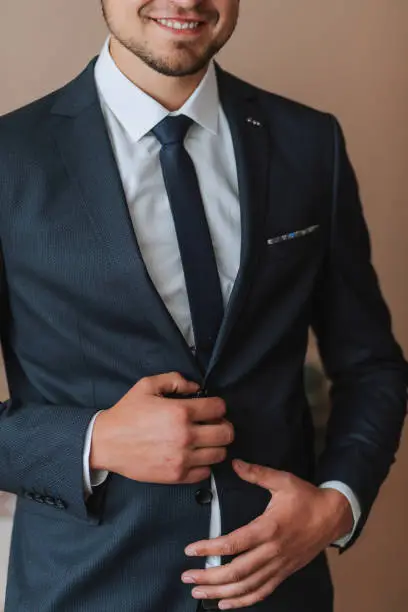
[[50, 59, 201, 380], [205, 66, 271, 380], [51, 60, 139, 271]]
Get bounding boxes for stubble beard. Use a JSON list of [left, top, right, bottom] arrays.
[[113, 38, 223, 77], [101, 2, 237, 77]]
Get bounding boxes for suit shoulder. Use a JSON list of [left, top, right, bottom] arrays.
[[227, 71, 340, 172], [0, 87, 62, 134], [0, 80, 79, 201], [260, 86, 329, 122], [0, 59, 97, 157], [0, 90, 65, 170], [222, 69, 334, 132], [219, 69, 338, 184]]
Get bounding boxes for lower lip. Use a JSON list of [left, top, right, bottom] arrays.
[[153, 20, 206, 36]]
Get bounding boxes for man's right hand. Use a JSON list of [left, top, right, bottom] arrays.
[[90, 372, 234, 485]]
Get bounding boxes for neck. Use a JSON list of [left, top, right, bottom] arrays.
[[109, 37, 208, 111]]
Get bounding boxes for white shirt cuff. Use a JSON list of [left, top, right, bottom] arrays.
[[83, 410, 109, 496], [319, 481, 361, 547]]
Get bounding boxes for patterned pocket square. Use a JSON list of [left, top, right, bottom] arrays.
[[267, 224, 320, 246]]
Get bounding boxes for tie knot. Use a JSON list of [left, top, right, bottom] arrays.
[[152, 115, 194, 146]]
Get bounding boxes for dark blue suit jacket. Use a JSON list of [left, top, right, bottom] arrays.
[[0, 58, 406, 611]]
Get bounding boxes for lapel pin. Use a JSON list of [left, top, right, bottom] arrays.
[[246, 117, 262, 127]]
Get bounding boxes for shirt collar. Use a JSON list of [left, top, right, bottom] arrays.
[[94, 37, 219, 142]]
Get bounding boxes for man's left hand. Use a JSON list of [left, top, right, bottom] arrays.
[[182, 459, 353, 610]]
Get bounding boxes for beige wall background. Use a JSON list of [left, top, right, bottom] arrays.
[[1, 1, 408, 610]]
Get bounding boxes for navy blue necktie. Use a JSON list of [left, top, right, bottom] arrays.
[[152, 115, 224, 370]]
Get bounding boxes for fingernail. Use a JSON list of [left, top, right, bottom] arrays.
[[185, 547, 197, 556], [234, 459, 246, 468], [192, 589, 207, 598], [219, 603, 232, 610], [182, 575, 196, 583]]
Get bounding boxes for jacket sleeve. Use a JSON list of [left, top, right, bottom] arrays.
[[0, 248, 104, 524], [312, 116, 407, 548]]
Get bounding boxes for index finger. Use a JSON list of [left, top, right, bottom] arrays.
[[185, 519, 262, 558]]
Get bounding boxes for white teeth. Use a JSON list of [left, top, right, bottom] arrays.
[[156, 19, 201, 30]]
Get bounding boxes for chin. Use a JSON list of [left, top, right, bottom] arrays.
[[147, 53, 209, 77], [155, 64, 206, 78]]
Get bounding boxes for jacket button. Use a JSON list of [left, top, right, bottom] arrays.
[[44, 496, 55, 506], [195, 389, 208, 398], [195, 488, 213, 505]]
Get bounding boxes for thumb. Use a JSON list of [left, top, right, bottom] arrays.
[[232, 460, 289, 492]]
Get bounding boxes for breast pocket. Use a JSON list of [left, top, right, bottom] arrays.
[[265, 224, 324, 263]]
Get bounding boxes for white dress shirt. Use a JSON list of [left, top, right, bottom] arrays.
[[83, 37, 361, 562]]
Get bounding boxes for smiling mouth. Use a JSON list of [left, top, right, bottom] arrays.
[[151, 18, 206, 34]]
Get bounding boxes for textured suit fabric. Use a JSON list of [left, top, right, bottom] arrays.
[[0, 58, 406, 611]]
